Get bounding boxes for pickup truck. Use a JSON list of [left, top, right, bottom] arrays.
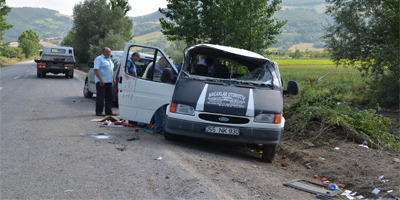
[[35, 46, 75, 78], [118, 43, 298, 162]]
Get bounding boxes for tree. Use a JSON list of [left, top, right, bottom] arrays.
[[323, 0, 399, 108], [159, 0, 286, 55], [88, 30, 126, 61], [0, 0, 13, 49], [18, 30, 41, 58], [110, 0, 131, 15], [65, 0, 133, 63]]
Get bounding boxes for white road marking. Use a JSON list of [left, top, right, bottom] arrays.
[[14, 75, 21, 79], [26, 69, 30, 72]]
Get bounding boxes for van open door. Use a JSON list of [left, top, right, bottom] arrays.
[[118, 43, 178, 124]]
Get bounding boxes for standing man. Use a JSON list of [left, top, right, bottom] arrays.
[[126, 52, 140, 76], [94, 47, 116, 116]]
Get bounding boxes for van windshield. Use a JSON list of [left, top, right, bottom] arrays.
[[181, 50, 281, 88]]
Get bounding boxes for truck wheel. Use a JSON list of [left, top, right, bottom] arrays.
[[261, 144, 277, 163], [37, 71, 41, 78], [69, 70, 74, 78], [42, 72, 46, 77], [65, 72, 69, 78], [83, 80, 93, 98]]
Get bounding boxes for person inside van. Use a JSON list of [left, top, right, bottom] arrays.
[[145, 57, 169, 80], [126, 52, 140, 76]]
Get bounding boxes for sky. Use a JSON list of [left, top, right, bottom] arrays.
[[6, 0, 168, 17]]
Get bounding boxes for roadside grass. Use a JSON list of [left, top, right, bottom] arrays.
[[278, 60, 400, 151], [0, 56, 27, 67]]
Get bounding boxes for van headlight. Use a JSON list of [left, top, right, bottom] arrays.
[[254, 113, 281, 124], [170, 102, 195, 116]]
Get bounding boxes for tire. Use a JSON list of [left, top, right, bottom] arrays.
[[83, 80, 93, 98], [37, 71, 41, 78], [42, 72, 46, 77], [69, 71, 74, 78], [65, 71, 69, 78], [261, 144, 277, 163]]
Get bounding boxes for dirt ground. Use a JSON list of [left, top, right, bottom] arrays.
[[77, 65, 400, 199], [280, 95, 400, 199]]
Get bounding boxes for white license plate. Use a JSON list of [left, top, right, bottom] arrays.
[[205, 126, 240, 135]]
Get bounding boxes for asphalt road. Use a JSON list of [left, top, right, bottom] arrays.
[[0, 61, 314, 199]]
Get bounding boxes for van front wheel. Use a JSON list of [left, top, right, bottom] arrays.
[[261, 144, 277, 163]]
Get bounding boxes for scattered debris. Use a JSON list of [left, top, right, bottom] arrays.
[[143, 128, 154, 134], [126, 137, 140, 141], [319, 157, 325, 161], [91, 134, 110, 139], [115, 147, 125, 151], [281, 162, 287, 167], [388, 190, 393, 193], [283, 179, 342, 198], [334, 147, 340, 150], [393, 158, 400, 163], [155, 157, 162, 160], [372, 188, 380, 194], [313, 175, 319, 179], [378, 175, 384, 180], [321, 177, 328, 181], [327, 184, 339, 191], [166, 175, 170, 179], [282, 155, 287, 159], [221, 160, 226, 162]]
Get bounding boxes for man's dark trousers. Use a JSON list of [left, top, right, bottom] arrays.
[[96, 82, 113, 115]]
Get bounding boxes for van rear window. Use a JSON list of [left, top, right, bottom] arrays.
[[51, 49, 66, 53]]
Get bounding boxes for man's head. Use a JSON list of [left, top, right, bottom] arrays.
[[205, 57, 213, 66], [102, 47, 111, 58], [157, 57, 169, 68], [131, 52, 140, 62]]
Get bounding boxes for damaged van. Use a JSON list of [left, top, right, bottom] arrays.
[[118, 43, 298, 162]]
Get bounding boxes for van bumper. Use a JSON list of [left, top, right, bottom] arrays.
[[165, 116, 283, 145]]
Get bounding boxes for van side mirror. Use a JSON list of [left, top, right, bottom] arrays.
[[160, 68, 177, 84], [88, 61, 94, 68], [283, 80, 299, 95]]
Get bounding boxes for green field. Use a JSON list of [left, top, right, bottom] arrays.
[[277, 59, 363, 92]]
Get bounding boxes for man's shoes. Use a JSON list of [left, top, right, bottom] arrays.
[[96, 113, 105, 116], [106, 113, 118, 116]]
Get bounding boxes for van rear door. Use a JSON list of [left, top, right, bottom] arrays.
[[118, 44, 177, 123]]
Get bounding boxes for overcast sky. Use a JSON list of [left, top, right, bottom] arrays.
[[6, 0, 168, 17]]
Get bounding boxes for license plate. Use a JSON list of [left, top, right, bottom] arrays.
[[205, 126, 240, 135]]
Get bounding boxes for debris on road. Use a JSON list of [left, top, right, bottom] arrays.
[[155, 157, 162, 160]]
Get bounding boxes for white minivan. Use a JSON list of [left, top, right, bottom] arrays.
[[118, 43, 298, 162]]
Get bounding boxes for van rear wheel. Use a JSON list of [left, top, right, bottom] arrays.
[[261, 144, 277, 163]]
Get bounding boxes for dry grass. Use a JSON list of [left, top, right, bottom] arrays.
[[288, 43, 324, 52]]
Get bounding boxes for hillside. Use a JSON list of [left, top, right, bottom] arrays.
[[3, 0, 331, 51], [3, 7, 73, 44]]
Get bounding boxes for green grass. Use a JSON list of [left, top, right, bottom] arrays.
[[273, 59, 335, 65], [278, 61, 363, 93]]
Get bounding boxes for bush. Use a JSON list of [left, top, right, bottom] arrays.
[[284, 86, 400, 150]]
